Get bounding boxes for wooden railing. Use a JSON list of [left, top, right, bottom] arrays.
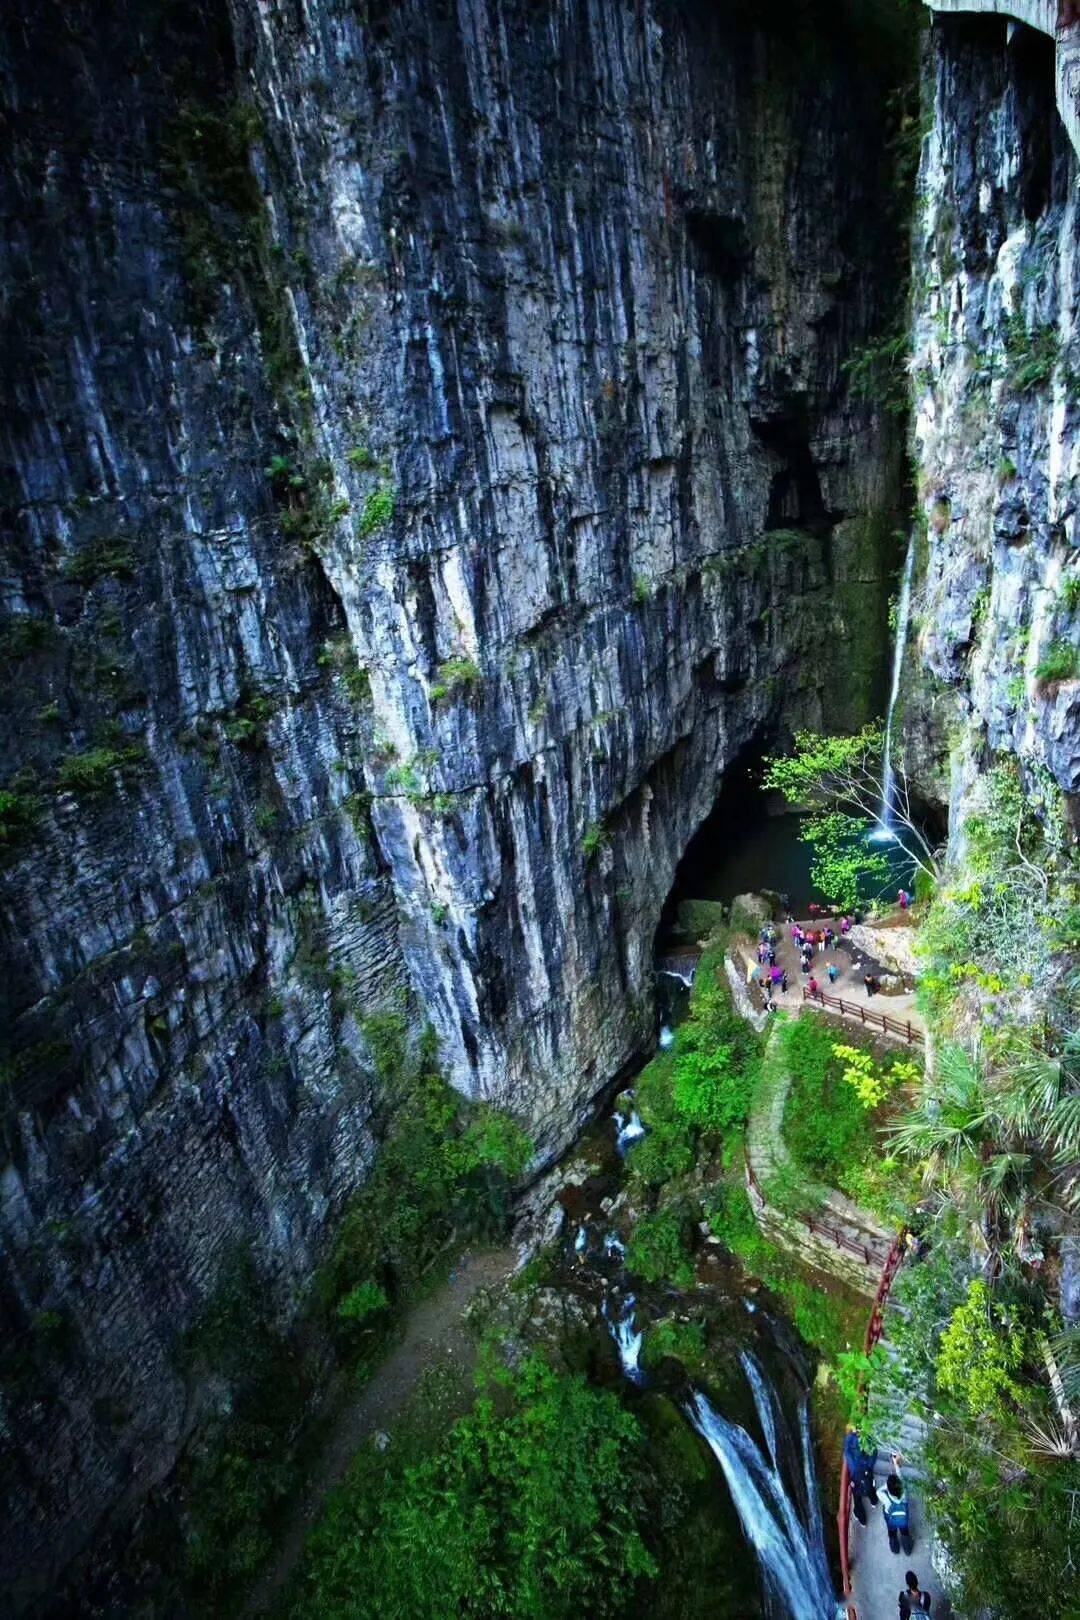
[[802, 986, 924, 1044], [744, 1160, 890, 1269], [837, 1228, 909, 1620]]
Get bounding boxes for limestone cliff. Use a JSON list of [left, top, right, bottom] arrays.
[[903, 10, 1080, 829], [0, 0, 909, 1596]]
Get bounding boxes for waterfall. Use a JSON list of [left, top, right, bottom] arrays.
[[659, 1023, 675, 1050], [874, 532, 916, 840], [741, 1350, 781, 1471], [605, 1296, 645, 1382], [614, 1108, 646, 1155], [660, 968, 695, 989], [574, 1224, 588, 1255], [688, 1383, 836, 1620]]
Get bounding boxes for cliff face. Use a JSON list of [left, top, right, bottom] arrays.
[[0, 0, 908, 1594], [903, 11, 1080, 829]]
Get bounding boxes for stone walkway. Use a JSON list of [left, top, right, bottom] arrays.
[[737, 914, 925, 1043]]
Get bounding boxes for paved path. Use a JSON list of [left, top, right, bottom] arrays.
[[247, 1245, 516, 1615], [849, 1443, 940, 1620], [737, 915, 925, 1041]]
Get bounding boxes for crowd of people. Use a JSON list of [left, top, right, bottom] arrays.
[[748, 902, 906, 1013]]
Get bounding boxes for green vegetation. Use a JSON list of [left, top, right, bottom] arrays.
[[1035, 639, 1079, 686], [842, 329, 909, 413], [1005, 312, 1061, 394], [0, 788, 39, 848], [358, 483, 396, 538], [626, 1204, 696, 1289], [292, 1354, 655, 1618], [763, 726, 940, 908], [54, 744, 144, 797], [633, 575, 652, 604], [1060, 576, 1080, 613], [63, 536, 136, 587], [153, 1026, 532, 1612], [581, 820, 610, 859], [778, 1019, 919, 1224], [431, 655, 481, 701]]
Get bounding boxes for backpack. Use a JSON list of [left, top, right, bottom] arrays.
[[883, 1488, 909, 1529]]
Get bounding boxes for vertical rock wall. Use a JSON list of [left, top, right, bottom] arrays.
[[0, 0, 909, 1595], [904, 12, 1079, 826]]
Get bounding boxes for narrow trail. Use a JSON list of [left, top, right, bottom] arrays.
[[247, 1245, 517, 1616]]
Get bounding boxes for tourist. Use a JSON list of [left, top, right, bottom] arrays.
[[882, 1459, 914, 1556], [818, 931, 827, 953], [770, 966, 783, 986], [824, 925, 834, 949], [864, 974, 876, 997], [781, 970, 789, 993], [843, 1424, 879, 1527], [801, 955, 811, 975], [840, 916, 852, 936], [898, 1572, 932, 1616], [809, 975, 820, 996], [898, 888, 909, 911], [827, 962, 839, 985]]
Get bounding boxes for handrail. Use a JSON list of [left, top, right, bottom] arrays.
[[802, 986, 924, 1044], [744, 1159, 889, 1268], [836, 1228, 909, 1620]]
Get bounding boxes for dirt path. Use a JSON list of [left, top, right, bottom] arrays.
[[247, 1245, 517, 1615]]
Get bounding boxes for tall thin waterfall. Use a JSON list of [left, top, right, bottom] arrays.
[[688, 1372, 836, 1620], [875, 532, 916, 839]]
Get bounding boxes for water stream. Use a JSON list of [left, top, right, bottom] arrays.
[[569, 1030, 841, 1613], [688, 1383, 837, 1620], [875, 531, 916, 840]]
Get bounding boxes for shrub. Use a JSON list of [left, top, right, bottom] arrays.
[[1060, 576, 1080, 613], [292, 1354, 656, 1618], [54, 745, 143, 796], [626, 1204, 695, 1289], [781, 1019, 873, 1183], [358, 483, 396, 537], [633, 575, 652, 604], [336, 1281, 390, 1326], [581, 820, 609, 859], [671, 978, 760, 1133], [430, 656, 481, 700], [1035, 640, 1079, 686], [64, 536, 136, 586], [345, 445, 376, 469], [0, 788, 39, 847], [642, 1317, 706, 1371], [1005, 314, 1060, 393]]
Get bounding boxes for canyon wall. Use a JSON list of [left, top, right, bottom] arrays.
[[0, 0, 909, 1596], [904, 10, 1079, 827]]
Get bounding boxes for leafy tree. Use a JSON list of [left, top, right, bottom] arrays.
[[762, 726, 942, 907], [293, 1355, 656, 1618], [626, 1205, 696, 1289]]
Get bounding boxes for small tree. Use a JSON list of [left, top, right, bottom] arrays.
[[762, 726, 942, 909]]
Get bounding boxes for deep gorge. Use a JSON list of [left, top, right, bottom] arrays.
[[1, 2, 1077, 1615]]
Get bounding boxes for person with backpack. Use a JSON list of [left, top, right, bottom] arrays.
[[843, 1423, 879, 1526], [897, 1570, 932, 1616], [882, 1455, 914, 1554]]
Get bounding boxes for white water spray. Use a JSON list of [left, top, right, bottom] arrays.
[[660, 968, 695, 989], [605, 1296, 645, 1382], [659, 1024, 675, 1050], [875, 533, 916, 840], [614, 1108, 646, 1155], [688, 1381, 836, 1620]]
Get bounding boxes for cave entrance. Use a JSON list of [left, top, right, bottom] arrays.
[[654, 739, 921, 1019], [659, 743, 821, 952]]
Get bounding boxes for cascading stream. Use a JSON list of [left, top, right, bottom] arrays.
[[688, 1381, 837, 1620], [874, 531, 917, 840]]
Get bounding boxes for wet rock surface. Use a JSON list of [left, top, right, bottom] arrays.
[[903, 12, 1080, 824], [0, 0, 909, 1595]]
